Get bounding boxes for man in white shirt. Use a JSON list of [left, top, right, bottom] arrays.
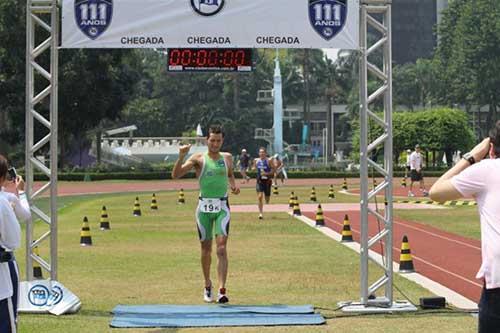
[[430, 121, 500, 332], [408, 144, 428, 197], [0, 155, 30, 333]]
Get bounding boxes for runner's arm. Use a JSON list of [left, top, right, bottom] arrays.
[[224, 154, 240, 194], [172, 145, 198, 179]]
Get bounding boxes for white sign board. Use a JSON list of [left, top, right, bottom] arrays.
[[62, 0, 359, 49]]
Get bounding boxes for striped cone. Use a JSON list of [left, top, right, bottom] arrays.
[[341, 214, 353, 242], [100, 206, 110, 230], [315, 204, 325, 227], [33, 245, 43, 279], [151, 193, 158, 210], [310, 187, 317, 202], [289, 192, 295, 209], [133, 197, 142, 216], [399, 235, 415, 273], [80, 216, 92, 246], [273, 184, 279, 195], [401, 177, 407, 187], [292, 196, 301, 216], [342, 178, 348, 191], [328, 185, 335, 199], [178, 189, 185, 204]]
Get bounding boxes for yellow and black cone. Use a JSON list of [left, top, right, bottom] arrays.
[[399, 235, 415, 273], [315, 204, 325, 227], [328, 185, 335, 199], [133, 197, 142, 216], [401, 177, 407, 187], [80, 216, 92, 246], [33, 245, 43, 279], [151, 193, 158, 210], [292, 196, 302, 216], [310, 187, 317, 202], [273, 184, 279, 195], [342, 178, 348, 191], [100, 205, 110, 230], [341, 214, 353, 242], [178, 189, 185, 204], [289, 192, 295, 208]]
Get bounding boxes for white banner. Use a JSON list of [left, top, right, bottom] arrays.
[[62, 0, 359, 49]]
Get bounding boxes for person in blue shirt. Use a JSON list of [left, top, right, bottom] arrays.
[[252, 147, 275, 220]]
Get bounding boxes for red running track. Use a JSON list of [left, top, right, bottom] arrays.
[[303, 210, 482, 303]]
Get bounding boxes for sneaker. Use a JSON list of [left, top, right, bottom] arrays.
[[258, 214, 263, 220], [408, 191, 415, 197], [217, 288, 229, 303], [203, 285, 213, 303], [422, 190, 429, 197]]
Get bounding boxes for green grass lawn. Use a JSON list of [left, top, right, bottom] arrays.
[[14, 186, 476, 332]]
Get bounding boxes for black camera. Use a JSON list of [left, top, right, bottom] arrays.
[[7, 167, 17, 181]]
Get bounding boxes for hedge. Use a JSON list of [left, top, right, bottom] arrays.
[[33, 170, 445, 181]]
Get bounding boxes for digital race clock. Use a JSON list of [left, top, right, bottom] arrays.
[[167, 48, 253, 73]]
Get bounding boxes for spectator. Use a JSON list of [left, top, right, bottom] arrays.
[[408, 144, 428, 197], [430, 120, 500, 332]]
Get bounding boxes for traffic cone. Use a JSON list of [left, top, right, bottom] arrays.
[[342, 178, 348, 191], [33, 245, 43, 279], [151, 193, 158, 210], [133, 197, 142, 216], [310, 187, 317, 202], [289, 192, 295, 208], [328, 185, 335, 199], [401, 177, 407, 187], [292, 196, 301, 216], [315, 204, 325, 227], [100, 205, 110, 230], [341, 214, 353, 242], [399, 235, 415, 273], [80, 216, 92, 246], [178, 189, 185, 204], [273, 184, 279, 195]]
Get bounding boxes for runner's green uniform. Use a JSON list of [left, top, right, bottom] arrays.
[[196, 153, 230, 241]]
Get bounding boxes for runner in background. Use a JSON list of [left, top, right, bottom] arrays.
[[252, 147, 275, 220], [237, 149, 251, 183]]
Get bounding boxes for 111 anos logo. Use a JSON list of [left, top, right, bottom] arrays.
[[309, 0, 347, 40], [75, 0, 113, 39]]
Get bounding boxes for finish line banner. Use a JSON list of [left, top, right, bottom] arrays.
[[61, 0, 359, 49]]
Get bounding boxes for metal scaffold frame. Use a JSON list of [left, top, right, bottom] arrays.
[[24, 0, 414, 314], [25, 0, 59, 281], [341, 0, 415, 313]]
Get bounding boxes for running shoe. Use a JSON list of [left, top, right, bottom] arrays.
[[408, 191, 415, 197], [203, 285, 213, 303], [217, 288, 229, 303]]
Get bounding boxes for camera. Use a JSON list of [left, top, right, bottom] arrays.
[[7, 167, 17, 181]]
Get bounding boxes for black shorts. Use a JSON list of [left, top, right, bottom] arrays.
[[410, 170, 423, 181], [256, 179, 272, 196]]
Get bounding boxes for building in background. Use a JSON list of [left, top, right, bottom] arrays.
[[392, 0, 448, 64]]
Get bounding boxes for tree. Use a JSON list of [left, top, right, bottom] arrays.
[[433, 0, 500, 136], [351, 108, 474, 166]]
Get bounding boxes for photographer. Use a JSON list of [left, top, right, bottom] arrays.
[[0, 155, 30, 333], [430, 121, 500, 332]]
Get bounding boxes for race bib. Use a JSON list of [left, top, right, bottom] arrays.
[[199, 198, 222, 213], [260, 175, 268, 180]]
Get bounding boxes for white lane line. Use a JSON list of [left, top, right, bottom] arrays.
[[322, 215, 482, 289], [295, 213, 477, 309]]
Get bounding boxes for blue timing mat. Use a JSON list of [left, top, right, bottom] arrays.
[[110, 304, 325, 328]]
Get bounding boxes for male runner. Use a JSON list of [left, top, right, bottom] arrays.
[[252, 147, 275, 220], [172, 125, 240, 303]]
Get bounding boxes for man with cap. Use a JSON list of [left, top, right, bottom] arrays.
[[409, 144, 428, 197]]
